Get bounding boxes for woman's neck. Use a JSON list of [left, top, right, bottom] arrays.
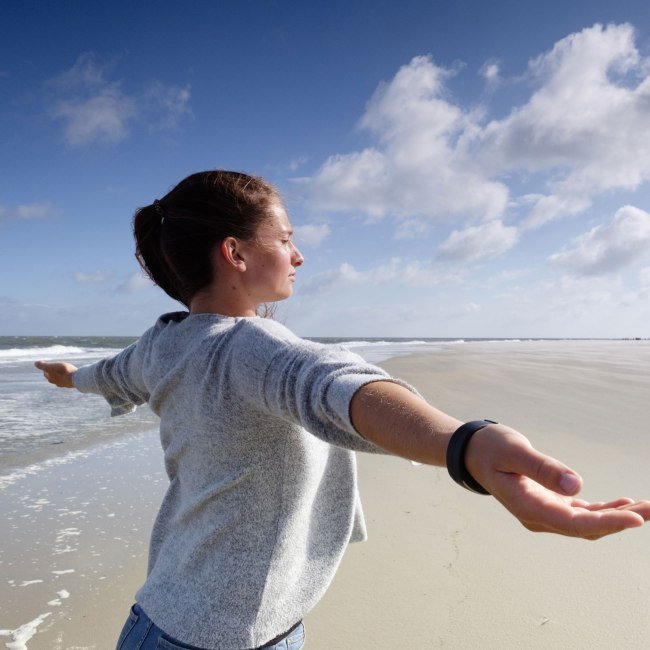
[[189, 283, 257, 317]]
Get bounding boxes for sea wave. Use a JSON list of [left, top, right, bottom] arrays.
[[0, 345, 120, 365], [340, 339, 463, 364], [343, 339, 431, 348], [0, 430, 158, 489]]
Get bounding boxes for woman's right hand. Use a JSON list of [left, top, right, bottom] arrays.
[[34, 361, 78, 388], [350, 381, 650, 540], [465, 423, 650, 540]]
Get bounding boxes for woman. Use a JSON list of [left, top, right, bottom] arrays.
[[36, 170, 650, 650]]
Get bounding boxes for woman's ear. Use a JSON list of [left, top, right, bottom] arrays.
[[220, 237, 247, 272]]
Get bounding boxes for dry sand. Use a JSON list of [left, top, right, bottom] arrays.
[[306, 340, 650, 648], [2, 340, 649, 649]]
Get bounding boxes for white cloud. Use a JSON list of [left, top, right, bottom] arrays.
[[116, 272, 155, 293], [305, 55, 509, 222], [0, 202, 54, 224], [478, 23, 650, 226], [298, 263, 363, 296], [480, 60, 501, 87], [288, 157, 308, 171], [549, 205, 650, 276], [293, 223, 330, 247], [371, 258, 448, 286], [394, 218, 429, 240], [304, 23, 650, 236], [541, 274, 634, 315], [49, 53, 191, 146], [74, 270, 111, 283], [298, 257, 451, 296], [523, 195, 591, 231], [14, 203, 53, 219], [50, 52, 105, 89], [487, 273, 642, 337], [437, 220, 519, 263], [143, 81, 192, 131], [450, 302, 481, 317], [640, 267, 650, 287], [54, 87, 136, 145]]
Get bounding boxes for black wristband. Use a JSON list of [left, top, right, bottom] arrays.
[[446, 420, 497, 495]]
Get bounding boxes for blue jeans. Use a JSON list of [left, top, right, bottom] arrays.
[[116, 604, 305, 650]]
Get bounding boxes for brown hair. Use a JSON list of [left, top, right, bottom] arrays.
[[133, 170, 281, 307]]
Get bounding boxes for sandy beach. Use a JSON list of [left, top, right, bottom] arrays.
[[2, 340, 649, 649], [306, 340, 650, 648]]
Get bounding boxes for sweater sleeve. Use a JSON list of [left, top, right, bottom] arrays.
[[72, 338, 150, 416], [234, 321, 419, 454]]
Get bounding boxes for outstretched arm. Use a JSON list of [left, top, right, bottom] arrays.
[[350, 381, 650, 540], [35, 361, 77, 388]]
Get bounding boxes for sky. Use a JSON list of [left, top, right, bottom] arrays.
[[2, 0, 650, 338]]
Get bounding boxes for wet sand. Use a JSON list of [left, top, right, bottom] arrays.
[[2, 341, 649, 649], [0, 432, 167, 650]]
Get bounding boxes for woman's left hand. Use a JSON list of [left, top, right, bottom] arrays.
[[35, 361, 78, 388]]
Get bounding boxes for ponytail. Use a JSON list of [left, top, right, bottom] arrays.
[[133, 203, 187, 305]]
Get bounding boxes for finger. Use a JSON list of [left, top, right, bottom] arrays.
[[522, 505, 645, 538], [34, 361, 58, 385], [617, 500, 650, 520], [492, 473, 575, 529], [492, 475, 647, 539], [568, 508, 645, 538], [581, 497, 635, 511], [506, 444, 583, 496]]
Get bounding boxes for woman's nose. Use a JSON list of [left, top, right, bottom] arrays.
[[292, 243, 304, 267]]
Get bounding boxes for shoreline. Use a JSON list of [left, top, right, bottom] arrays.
[[2, 340, 649, 648]]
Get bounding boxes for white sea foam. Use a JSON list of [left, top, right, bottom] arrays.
[[343, 340, 430, 347], [0, 345, 85, 358], [46, 589, 70, 606], [0, 345, 119, 365], [343, 340, 463, 364], [0, 612, 51, 650], [0, 449, 94, 490], [55, 528, 81, 542]]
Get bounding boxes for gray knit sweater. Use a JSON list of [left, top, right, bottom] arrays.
[[73, 311, 406, 649]]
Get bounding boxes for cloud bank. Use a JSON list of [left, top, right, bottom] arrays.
[[307, 55, 508, 222], [305, 23, 650, 238]]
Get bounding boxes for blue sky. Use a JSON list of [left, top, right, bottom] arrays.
[[2, 1, 650, 337]]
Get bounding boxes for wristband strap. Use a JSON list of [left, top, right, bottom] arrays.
[[446, 420, 497, 495]]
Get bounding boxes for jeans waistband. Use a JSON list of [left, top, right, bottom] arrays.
[[257, 620, 303, 648]]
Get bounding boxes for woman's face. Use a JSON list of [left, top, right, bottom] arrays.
[[241, 203, 304, 305]]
